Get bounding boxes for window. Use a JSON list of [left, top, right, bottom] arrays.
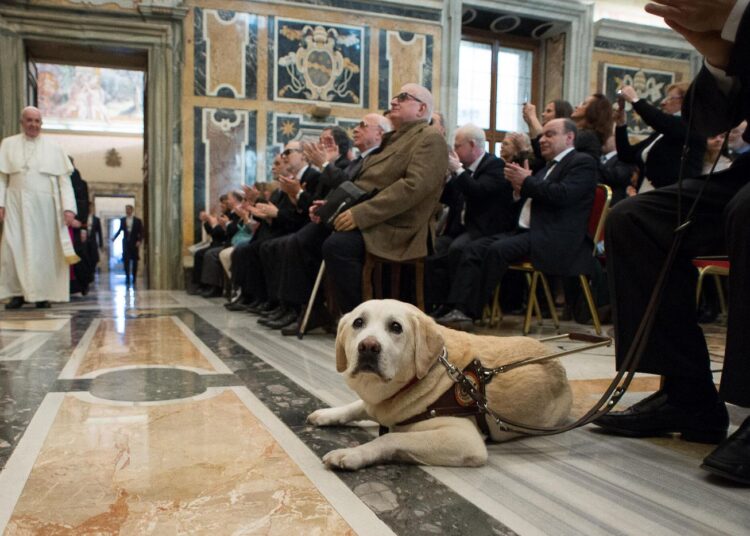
[[457, 36, 537, 154]]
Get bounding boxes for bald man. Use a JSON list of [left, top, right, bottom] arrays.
[[0, 106, 78, 309], [322, 83, 448, 313]]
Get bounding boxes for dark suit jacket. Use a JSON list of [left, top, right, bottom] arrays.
[[521, 149, 598, 276], [298, 155, 350, 215], [616, 100, 706, 188], [275, 166, 321, 230], [686, 9, 750, 144], [600, 154, 636, 206], [442, 152, 517, 236], [350, 120, 447, 261], [114, 216, 143, 252], [575, 128, 603, 161], [88, 215, 103, 248]]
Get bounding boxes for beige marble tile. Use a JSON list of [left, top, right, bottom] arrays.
[[75, 317, 218, 377], [5, 390, 355, 535]]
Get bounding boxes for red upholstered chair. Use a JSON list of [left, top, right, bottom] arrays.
[[501, 183, 612, 335], [693, 257, 730, 316]]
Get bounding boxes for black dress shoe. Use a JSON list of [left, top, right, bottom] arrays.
[[225, 301, 249, 311], [436, 308, 475, 332], [263, 306, 290, 321], [282, 307, 335, 336], [592, 391, 729, 444], [258, 306, 288, 325], [702, 416, 750, 485], [35, 301, 51, 309], [264, 311, 298, 329], [5, 296, 24, 309], [200, 286, 223, 298], [429, 304, 452, 319], [245, 301, 270, 314]]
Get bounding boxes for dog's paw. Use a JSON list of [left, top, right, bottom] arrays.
[[307, 408, 342, 426], [322, 448, 368, 470]]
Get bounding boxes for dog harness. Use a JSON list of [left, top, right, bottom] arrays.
[[379, 357, 493, 437]]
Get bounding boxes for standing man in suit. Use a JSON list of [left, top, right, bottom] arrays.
[[112, 204, 143, 286], [322, 83, 448, 314], [85, 199, 103, 270], [426, 123, 517, 318], [437, 119, 598, 330], [593, 0, 750, 485], [600, 133, 637, 205]]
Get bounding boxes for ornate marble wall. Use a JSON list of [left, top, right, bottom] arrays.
[[591, 19, 695, 139], [182, 1, 442, 248]]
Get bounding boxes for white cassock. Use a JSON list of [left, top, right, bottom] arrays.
[[0, 133, 78, 303]]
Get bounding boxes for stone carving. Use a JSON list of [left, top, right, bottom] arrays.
[[276, 21, 363, 105]]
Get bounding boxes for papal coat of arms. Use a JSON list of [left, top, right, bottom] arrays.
[[277, 23, 362, 104]]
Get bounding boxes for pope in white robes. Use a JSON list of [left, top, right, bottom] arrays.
[[0, 106, 78, 306]]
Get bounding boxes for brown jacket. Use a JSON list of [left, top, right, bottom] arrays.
[[351, 120, 448, 261]]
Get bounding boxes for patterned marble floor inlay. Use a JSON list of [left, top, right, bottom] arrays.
[[72, 317, 223, 378], [1, 280, 748, 536], [4, 390, 355, 534]]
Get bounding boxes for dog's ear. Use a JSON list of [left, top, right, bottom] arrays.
[[335, 311, 352, 372], [412, 312, 445, 379]]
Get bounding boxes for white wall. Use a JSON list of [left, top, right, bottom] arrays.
[[588, 0, 667, 27], [46, 132, 143, 184]]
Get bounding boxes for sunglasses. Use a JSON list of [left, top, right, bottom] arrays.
[[281, 148, 302, 156], [393, 92, 425, 104]]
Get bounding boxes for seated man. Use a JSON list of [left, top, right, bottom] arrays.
[[437, 118, 598, 331], [199, 189, 242, 297], [426, 123, 517, 317], [267, 113, 392, 333], [593, 0, 750, 485], [322, 83, 448, 314]]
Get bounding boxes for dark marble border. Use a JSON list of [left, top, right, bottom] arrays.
[[594, 38, 692, 61], [194, 8, 207, 97], [193, 107, 206, 244]]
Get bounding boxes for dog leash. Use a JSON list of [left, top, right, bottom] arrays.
[[435, 333, 626, 436]]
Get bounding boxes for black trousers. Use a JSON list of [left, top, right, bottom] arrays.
[[447, 231, 522, 319], [123, 245, 139, 279], [279, 222, 331, 306], [605, 161, 750, 406], [425, 231, 481, 308], [321, 230, 365, 314], [260, 235, 293, 303], [200, 246, 225, 287]]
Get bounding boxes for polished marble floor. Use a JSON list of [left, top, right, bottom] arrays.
[[0, 276, 748, 535]]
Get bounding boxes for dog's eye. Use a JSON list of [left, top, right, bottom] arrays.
[[353, 317, 364, 329], [389, 321, 403, 334]]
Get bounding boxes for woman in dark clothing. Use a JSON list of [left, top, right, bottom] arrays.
[[571, 93, 613, 160], [614, 82, 706, 192]]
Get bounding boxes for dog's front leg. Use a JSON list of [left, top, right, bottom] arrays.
[[307, 400, 369, 426], [322, 418, 488, 470]]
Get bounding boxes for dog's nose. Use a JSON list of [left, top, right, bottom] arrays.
[[358, 337, 381, 357]]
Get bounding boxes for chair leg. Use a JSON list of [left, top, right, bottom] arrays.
[[414, 260, 425, 312], [299, 261, 326, 339], [524, 272, 540, 335], [539, 273, 560, 330], [525, 273, 543, 324], [491, 284, 502, 327], [362, 256, 375, 301], [579, 274, 601, 335], [390, 264, 402, 302], [713, 273, 728, 316], [695, 267, 706, 308]]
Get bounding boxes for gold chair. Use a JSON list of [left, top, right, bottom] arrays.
[[693, 257, 730, 316]]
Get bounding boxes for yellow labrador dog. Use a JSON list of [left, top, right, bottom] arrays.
[[308, 299, 572, 470]]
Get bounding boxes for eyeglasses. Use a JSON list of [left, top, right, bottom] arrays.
[[281, 148, 302, 157], [393, 92, 425, 104], [356, 120, 380, 130]]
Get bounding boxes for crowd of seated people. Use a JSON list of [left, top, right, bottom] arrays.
[[187, 78, 737, 334]]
